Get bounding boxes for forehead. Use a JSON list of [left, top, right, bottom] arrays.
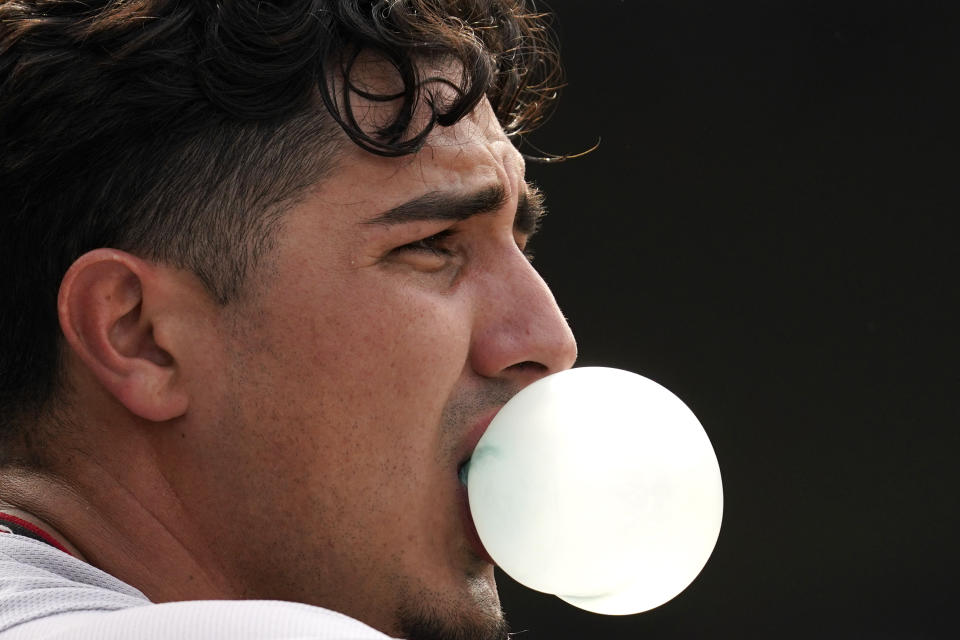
[[423, 102, 525, 187], [315, 109, 525, 229], [333, 55, 527, 197]]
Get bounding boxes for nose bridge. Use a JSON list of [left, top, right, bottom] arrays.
[[470, 249, 578, 379]]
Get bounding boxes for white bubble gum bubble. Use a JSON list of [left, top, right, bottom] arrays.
[[466, 367, 723, 615]]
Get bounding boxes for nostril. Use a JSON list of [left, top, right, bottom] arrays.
[[508, 361, 547, 374]]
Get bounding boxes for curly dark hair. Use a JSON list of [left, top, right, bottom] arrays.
[[0, 0, 562, 465]]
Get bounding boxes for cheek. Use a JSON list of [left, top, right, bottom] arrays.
[[238, 262, 472, 480], [285, 281, 470, 513], [264, 274, 469, 454], [310, 283, 467, 400]]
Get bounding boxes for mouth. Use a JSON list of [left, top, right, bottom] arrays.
[[456, 410, 499, 566]]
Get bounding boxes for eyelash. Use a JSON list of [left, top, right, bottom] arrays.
[[398, 230, 455, 256], [396, 230, 537, 263]]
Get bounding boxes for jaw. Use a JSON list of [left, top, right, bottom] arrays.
[[393, 566, 504, 640]]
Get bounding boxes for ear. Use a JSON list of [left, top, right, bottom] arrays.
[[58, 249, 189, 422]]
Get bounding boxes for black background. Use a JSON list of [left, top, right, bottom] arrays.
[[501, 1, 959, 638]]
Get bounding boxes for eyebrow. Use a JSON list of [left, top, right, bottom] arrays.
[[364, 183, 546, 235]]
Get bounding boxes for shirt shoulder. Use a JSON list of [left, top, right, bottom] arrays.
[[0, 533, 148, 635], [0, 534, 396, 639], [11, 600, 397, 640]]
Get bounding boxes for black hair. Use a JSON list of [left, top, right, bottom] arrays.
[[0, 0, 562, 465]]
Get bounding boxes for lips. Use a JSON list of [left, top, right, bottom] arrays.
[[457, 409, 499, 565], [456, 409, 499, 471], [459, 479, 495, 565]]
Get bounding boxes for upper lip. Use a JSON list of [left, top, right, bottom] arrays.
[[456, 407, 502, 470]]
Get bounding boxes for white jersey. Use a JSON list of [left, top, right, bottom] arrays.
[[0, 532, 395, 639]]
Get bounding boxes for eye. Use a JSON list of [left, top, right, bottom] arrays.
[[395, 230, 455, 257], [386, 229, 460, 274]]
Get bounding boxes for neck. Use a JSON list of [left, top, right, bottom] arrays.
[[0, 463, 235, 602]]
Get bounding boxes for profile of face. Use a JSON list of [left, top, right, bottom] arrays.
[[159, 66, 577, 640]]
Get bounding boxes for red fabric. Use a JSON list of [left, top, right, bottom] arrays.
[[0, 512, 73, 556]]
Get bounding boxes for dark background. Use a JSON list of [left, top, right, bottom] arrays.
[[502, 1, 959, 638]]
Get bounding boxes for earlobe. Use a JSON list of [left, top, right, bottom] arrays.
[[58, 249, 189, 422]]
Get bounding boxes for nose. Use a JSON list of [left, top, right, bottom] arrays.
[[469, 249, 578, 387]]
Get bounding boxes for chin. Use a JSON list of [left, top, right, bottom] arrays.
[[396, 602, 508, 640], [394, 572, 507, 640]]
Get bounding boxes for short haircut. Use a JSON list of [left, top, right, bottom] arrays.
[[0, 0, 561, 465]]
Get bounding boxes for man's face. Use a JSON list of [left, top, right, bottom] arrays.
[[177, 91, 576, 639]]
